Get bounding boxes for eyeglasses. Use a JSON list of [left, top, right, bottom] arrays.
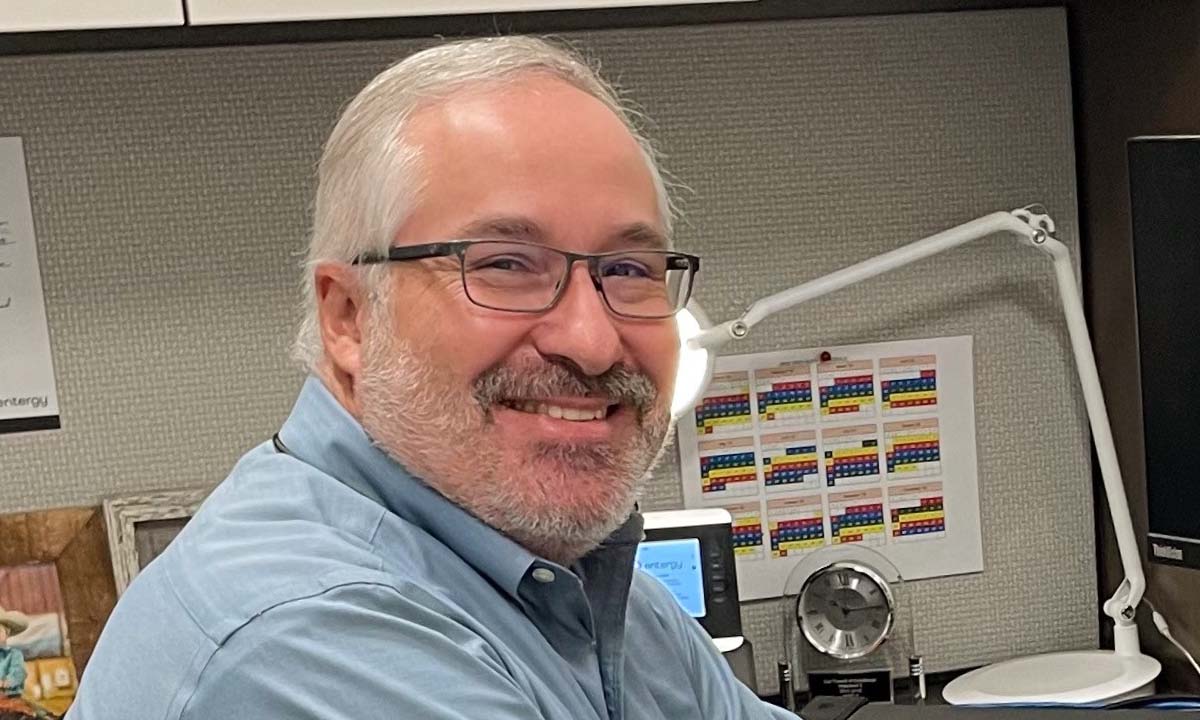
[[354, 240, 700, 320]]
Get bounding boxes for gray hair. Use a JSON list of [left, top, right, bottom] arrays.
[[292, 36, 677, 372]]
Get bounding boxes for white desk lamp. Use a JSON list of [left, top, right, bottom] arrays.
[[671, 206, 1160, 706]]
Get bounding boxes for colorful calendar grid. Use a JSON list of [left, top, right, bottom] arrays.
[[694, 371, 753, 435], [755, 362, 815, 427], [726, 501, 766, 560], [697, 436, 759, 498], [880, 354, 938, 414], [817, 359, 876, 419], [821, 424, 882, 487], [884, 418, 942, 479], [888, 482, 947, 541], [760, 429, 821, 493], [767, 494, 826, 558], [828, 488, 886, 547]]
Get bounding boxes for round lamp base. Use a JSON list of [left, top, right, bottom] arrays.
[[942, 650, 1160, 706]]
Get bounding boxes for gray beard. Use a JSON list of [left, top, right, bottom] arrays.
[[356, 314, 674, 566]]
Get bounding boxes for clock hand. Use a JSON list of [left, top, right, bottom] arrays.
[[842, 604, 884, 615]]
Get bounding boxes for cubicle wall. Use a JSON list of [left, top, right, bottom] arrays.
[[1073, 1, 1200, 692], [0, 8, 1090, 692]]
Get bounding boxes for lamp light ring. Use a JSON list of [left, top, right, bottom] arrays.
[[671, 302, 717, 420]]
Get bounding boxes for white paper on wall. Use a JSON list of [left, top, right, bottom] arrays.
[[0, 137, 60, 434]]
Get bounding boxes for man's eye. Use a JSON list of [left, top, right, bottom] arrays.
[[603, 260, 654, 278], [477, 256, 536, 272]]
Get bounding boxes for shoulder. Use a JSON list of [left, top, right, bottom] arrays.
[[182, 582, 537, 719], [209, 581, 503, 664], [148, 442, 403, 643]]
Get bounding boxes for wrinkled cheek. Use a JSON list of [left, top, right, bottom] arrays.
[[639, 404, 672, 442]]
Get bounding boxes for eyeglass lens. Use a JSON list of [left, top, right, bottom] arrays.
[[460, 241, 690, 318]]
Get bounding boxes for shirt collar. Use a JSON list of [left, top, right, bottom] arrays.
[[277, 375, 541, 600]]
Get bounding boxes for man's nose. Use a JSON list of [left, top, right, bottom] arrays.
[[529, 263, 624, 377]]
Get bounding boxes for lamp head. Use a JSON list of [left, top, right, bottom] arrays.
[[672, 302, 716, 419]]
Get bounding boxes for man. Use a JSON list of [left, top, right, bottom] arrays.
[[70, 36, 794, 719]]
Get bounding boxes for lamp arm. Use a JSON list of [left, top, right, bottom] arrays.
[[1040, 237, 1146, 644], [690, 211, 1040, 351], [687, 206, 1148, 652]]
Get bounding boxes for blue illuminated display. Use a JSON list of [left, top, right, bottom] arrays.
[[634, 538, 707, 618]]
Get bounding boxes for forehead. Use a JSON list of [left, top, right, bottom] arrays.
[[451, 215, 669, 252], [394, 75, 667, 252]]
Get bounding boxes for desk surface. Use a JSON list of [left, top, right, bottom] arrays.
[[855, 706, 1178, 719]]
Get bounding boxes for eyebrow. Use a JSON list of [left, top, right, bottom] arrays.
[[453, 216, 544, 242], [611, 222, 671, 251], [452, 215, 671, 251]]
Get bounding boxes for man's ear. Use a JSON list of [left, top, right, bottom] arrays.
[[314, 262, 372, 389]]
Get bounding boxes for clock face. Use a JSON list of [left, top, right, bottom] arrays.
[[796, 561, 895, 660]]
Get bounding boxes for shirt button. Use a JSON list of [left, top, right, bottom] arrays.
[[532, 568, 556, 583]]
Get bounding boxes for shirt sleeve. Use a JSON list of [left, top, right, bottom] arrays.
[[180, 582, 544, 720], [634, 573, 798, 719], [681, 610, 798, 720]]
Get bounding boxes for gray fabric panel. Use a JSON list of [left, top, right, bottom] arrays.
[[0, 7, 1093, 694]]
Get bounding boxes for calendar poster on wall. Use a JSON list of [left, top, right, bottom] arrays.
[[676, 335, 982, 601]]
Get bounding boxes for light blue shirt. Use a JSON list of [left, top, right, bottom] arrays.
[[70, 376, 793, 720]]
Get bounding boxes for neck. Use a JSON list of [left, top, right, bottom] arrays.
[[316, 361, 362, 421]]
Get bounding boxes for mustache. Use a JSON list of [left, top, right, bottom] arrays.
[[473, 358, 659, 418]]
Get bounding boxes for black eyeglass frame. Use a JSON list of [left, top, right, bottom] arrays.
[[353, 240, 701, 320]]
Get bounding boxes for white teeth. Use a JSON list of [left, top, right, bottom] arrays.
[[507, 401, 607, 422], [561, 407, 595, 421]]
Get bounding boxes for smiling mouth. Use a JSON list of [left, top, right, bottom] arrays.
[[498, 400, 617, 421]]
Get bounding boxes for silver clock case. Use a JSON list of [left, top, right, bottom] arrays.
[[796, 560, 896, 660], [780, 544, 917, 697]]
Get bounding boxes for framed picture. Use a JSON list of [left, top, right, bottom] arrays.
[[0, 506, 118, 718], [102, 488, 211, 597]]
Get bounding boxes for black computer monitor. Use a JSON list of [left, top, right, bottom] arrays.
[[1129, 135, 1200, 570]]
